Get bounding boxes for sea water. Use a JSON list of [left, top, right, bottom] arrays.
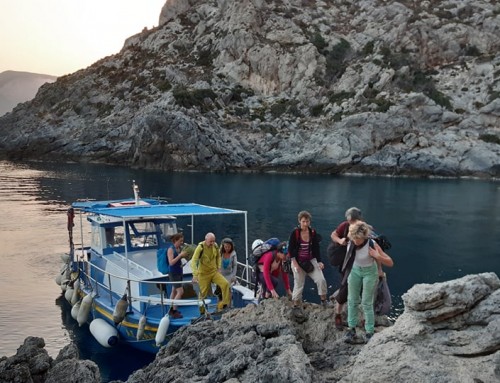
[[1, 160, 499, 382]]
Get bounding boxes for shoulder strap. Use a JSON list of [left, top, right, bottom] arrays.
[[343, 222, 349, 238]]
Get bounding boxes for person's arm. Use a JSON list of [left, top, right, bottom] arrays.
[[369, 241, 394, 267], [168, 246, 185, 266], [261, 252, 276, 296], [229, 252, 238, 282], [191, 244, 202, 281], [281, 267, 292, 297], [331, 222, 348, 245], [311, 228, 322, 264], [215, 245, 221, 269], [288, 229, 300, 270]]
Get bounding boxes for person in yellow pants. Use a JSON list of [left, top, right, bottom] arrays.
[[191, 232, 231, 311]]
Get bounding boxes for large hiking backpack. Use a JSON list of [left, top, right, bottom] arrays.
[[249, 237, 281, 265]]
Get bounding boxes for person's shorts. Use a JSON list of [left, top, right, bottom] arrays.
[[169, 273, 183, 283]]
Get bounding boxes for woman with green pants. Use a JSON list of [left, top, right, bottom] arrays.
[[344, 221, 393, 344]]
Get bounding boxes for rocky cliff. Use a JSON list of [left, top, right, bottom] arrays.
[[2, 273, 498, 383], [0, 0, 499, 177]]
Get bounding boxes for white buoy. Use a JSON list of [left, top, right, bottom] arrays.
[[65, 286, 74, 303], [113, 294, 128, 324], [155, 314, 170, 346], [71, 301, 81, 320], [137, 315, 147, 340], [60, 279, 70, 292], [89, 318, 118, 348], [71, 280, 80, 306], [77, 293, 93, 327]]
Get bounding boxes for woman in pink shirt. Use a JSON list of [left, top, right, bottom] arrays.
[[257, 242, 292, 299]]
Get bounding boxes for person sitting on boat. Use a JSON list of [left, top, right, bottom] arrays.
[[257, 241, 292, 299], [191, 232, 231, 311], [168, 233, 189, 319]]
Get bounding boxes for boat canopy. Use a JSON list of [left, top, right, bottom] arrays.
[[73, 201, 246, 222]]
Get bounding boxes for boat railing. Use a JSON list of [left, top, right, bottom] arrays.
[[236, 261, 255, 290], [78, 260, 203, 312]]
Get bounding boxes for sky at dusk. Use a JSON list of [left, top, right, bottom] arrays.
[[0, 0, 166, 77]]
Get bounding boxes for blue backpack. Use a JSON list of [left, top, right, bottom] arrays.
[[249, 237, 281, 265], [156, 244, 172, 274]]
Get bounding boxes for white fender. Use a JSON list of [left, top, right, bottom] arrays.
[[60, 279, 70, 292], [155, 314, 170, 346], [113, 294, 128, 324], [60, 253, 70, 263], [71, 301, 81, 320], [65, 287, 74, 303], [89, 318, 118, 348], [77, 293, 93, 327], [137, 315, 147, 340], [55, 273, 62, 286], [71, 280, 80, 306]]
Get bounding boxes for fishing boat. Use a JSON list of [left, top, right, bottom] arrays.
[[55, 182, 257, 353]]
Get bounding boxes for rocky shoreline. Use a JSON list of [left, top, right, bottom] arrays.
[[1, 273, 499, 383]]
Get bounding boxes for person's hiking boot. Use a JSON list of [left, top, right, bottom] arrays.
[[364, 332, 374, 343], [169, 309, 183, 319], [344, 328, 357, 344], [334, 314, 343, 330]]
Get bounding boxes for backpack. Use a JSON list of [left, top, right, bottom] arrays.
[[249, 237, 281, 265], [372, 233, 392, 251], [156, 244, 172, 274]]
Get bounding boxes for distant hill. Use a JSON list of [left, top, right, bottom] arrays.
[[0, 71, 57, 116]]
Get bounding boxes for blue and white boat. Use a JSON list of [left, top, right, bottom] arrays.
[[56, 182, 256, 353]]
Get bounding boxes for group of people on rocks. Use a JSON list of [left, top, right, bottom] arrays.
[[160, 207, 393, 345]]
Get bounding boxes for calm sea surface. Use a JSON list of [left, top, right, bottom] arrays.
[[1, 160, 499, 381]]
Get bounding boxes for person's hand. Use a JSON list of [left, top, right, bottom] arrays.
[[318, 262, 325, 270], [340, 238, 348, 246], [286, 289, 293, 299], [192, 277, 198, 284], [230, 277, 237, 284], [180, 251, 188, 258], [271, 290, 279, 298], [368, 246, 379, 259]]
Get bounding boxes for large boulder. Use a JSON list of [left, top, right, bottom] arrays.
[[0, 337, 100, 383], [344, 273, 500, 382]]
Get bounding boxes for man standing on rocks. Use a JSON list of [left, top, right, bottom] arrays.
[[191, 232, 231, 311]]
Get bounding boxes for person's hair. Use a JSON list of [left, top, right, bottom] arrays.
[[345, 207, 362, 221], [277, 241, 288, 255], [205, 232, 215, 240], [298, 210, 312, 221], [220, 237, 234, 253], [170, 233, 184, 242], [348, 221, 372, 241]]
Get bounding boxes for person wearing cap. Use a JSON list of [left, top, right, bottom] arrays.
[[219, 237, 238, 284], [256, 242, 292, 299], [330, 207, 363, 329]]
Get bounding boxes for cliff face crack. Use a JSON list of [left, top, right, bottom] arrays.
[[453, 344, 500, 358]]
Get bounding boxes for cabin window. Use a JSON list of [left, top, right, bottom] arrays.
[[107, 226, 125, 247]]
